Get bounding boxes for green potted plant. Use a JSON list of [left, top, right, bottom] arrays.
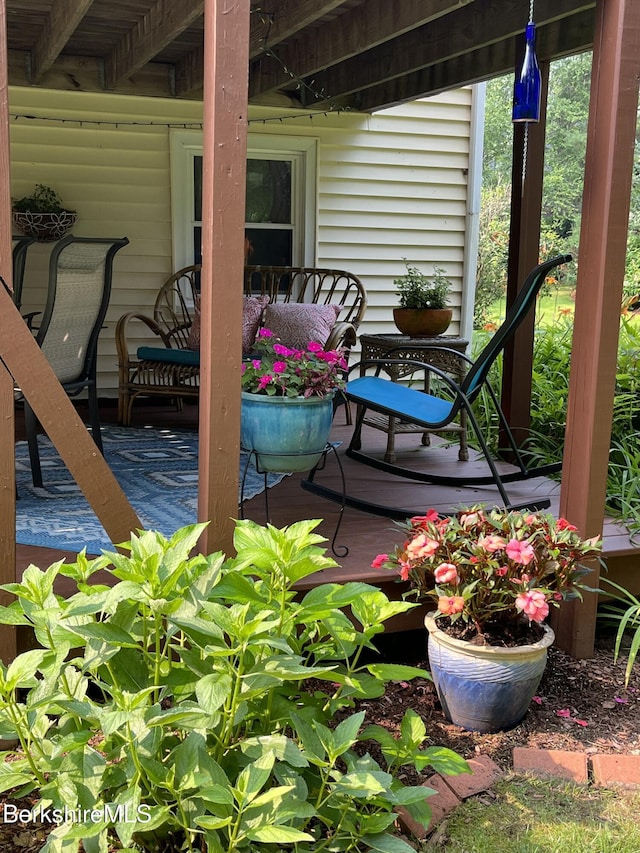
[[12, 183, 77, 241], [372, 505, 602, 732], [240, 328, 347, 472], [393, 261, 453, 336]]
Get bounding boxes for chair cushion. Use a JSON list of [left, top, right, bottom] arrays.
[[346, 376, 454, 426], [137, 346, 200, 367], [242, 295, 269, 353], [263, 303, 341, 350], [186, 294, 268, 353]]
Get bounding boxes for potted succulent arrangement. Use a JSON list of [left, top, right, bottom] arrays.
[[372, 505, 602, 732], [393, 261, 453, 336], [240, 328, 347, 472], [12, 183, 77, 242]]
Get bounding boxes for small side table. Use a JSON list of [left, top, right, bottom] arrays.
[[358, 333, 469, 463]]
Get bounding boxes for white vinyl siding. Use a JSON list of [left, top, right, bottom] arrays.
[[9, 87, 472, 395]]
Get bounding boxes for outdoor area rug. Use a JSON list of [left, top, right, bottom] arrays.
[[15, 425, 289, 554]]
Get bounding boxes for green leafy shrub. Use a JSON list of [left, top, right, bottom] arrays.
[[12, 183, 75, 214], [470, 316, 640, 534], [394, 262, 451, 309], [0, 521, 467, 853]]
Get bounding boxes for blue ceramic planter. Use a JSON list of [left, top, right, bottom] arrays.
[[240, 391, 334, 473], [425, 613, 554, 733]]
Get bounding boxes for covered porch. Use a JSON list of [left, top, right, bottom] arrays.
[[13, 398, 639, 651], [1, 0, 639, 665]]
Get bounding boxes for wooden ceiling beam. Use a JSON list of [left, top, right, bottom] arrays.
[[31, 0, 94, 82], [178, 0, 348, 96], [176, 46, 204, 97], [249, 0, 473, 98], [286, 0, 594, 108], [352, 9, 595, 112], [106, 0, 204, 89], [250, 0, 346, 59]]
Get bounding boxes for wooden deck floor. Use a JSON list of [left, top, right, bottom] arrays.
[[15, 399, 638, 633]]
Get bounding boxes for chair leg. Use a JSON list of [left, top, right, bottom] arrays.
[[87, 384, 104, 454], [24, 401, 43, 488]]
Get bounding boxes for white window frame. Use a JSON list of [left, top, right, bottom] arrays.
[[170, 130, 317, 271]]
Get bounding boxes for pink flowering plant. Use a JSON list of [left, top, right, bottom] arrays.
[[241, 328, 347, 399], [372, 506, 602, 643]]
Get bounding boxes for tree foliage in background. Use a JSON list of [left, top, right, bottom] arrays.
[[475, 51, 640, 328]]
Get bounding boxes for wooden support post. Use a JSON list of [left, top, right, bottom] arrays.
[[552, 0, 640, 658], [500, 61, 549, 448], [0, 0, 17, 664], [198, 0, 250, 556]]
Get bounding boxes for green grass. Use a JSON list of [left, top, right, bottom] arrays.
[[425, 774, 640, 853], [485, 285, 576, 329]]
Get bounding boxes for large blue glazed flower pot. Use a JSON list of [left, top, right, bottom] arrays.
[[240, 391, 334, 473], [424, 613, 554, 733]]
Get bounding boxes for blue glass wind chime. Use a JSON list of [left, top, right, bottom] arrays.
[[512, 0, 542, 186], [512, 0, 542, 123]]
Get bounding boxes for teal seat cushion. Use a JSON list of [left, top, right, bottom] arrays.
[[137, 346, 200, 367]]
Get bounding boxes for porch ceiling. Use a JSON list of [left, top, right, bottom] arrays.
[[6, 0, 595, 108]]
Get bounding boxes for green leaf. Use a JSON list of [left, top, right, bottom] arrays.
[[332, 710, 365, 756], [362, 831, 421, 852], [331, 770, 392, 797], [245, 825, 313, 843], [195, 815, 233, 830], [366, 663, 430, 683], [4, 649, 48, 690], [234, 752, 275, 804], [0, 602, 31, 626], [65, 623, 138, 647], [400, 709, 426, 748], [195, 673, 232, 714], [417, 746, 470, 776]]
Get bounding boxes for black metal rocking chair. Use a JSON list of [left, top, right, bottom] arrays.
[[304, 254, 572, 518]]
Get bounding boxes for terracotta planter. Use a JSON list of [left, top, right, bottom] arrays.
[[425, 613, 554, 733], [393, 307, 452, 336]]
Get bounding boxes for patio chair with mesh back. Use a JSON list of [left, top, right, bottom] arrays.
[[304, 254, 572, 517], [19, 235, 129, 487], [11, 235, 35, 313]]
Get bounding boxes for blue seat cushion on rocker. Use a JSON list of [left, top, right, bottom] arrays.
[[136, 346, 200, 367], [346, 375, 454, 428]]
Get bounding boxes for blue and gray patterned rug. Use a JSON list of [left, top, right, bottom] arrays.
[[15, 425, 288, 554]]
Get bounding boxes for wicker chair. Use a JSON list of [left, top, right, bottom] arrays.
[[116, 264, 367, 427]]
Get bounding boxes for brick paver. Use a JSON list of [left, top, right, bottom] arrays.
[[512, 747, 589, 783], [395, 774, 461, 839], [442, 754, 504, 799], [591, 753, 640, 788]]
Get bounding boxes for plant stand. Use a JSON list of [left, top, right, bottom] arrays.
[[240, 443, 349, 558]]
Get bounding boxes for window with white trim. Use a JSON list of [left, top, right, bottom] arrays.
[[170, 131, 317, 272]]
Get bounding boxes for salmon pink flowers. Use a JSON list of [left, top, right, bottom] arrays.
[[372, 504, 602, 642]]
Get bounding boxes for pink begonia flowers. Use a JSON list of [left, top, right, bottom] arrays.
[[372, 504, 602, 640], [515, 589, 549, 622]]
